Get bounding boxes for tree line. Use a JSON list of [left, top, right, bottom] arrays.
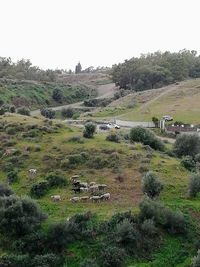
[[111, 49, 200, 91]]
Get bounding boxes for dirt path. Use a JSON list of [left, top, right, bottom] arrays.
[[31, 83, 116, 116]]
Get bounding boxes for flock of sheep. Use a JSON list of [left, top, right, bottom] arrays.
[[70, 175, 110, 203]]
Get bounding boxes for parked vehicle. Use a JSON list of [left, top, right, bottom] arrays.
[[99, 123, 120, 130], [163, 115, 173, 121]]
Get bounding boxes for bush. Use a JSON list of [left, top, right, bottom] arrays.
[[31, 253, 64, 267], [106, 132, 120, 143], [141, 219, 157, 236], [0, 108, 5, 115], [40, 108, 55, 119], [142, 171, 164, 198], [30, 181, 49, 198], [0, 183, 14, 196], [115, 219, 138, 245], [180, 156, 196, 171], [52, 88, 63, 103], [7, 170, 18, 184], [83, 122, 96, 138], [164, 210, 186, 234], [79, 259, 99, 267], [0, 254, 30, 267], [99, 246, 125, 267], [195, 153, 200, 163], [130, 127, 165, 151], [0, 196, 47, 236], [192, 249, 200, 267], [61, 107, 74, 118], [9, 105, 16, 113], [173, 134, 200, 158], [46, 174, 67, 187], [188, 173, 200, 198], [68, 154, 86, 165], [17, 107, 30, 116]]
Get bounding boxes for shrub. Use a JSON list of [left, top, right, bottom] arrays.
[[181, 156, 196, 171], [106, 132, 120, 143], [115, 219, 138, 245], [52, 88, 63, 103], [17, 107, 30, 116], [192, 249, 200, 267], [195, 153, 200, 163], [83, 122, 96, 138], [99, 246, 125, 267], [141, 219, 157, 236], [0, 254, 30, 267], [79, 259, 99, 267], [130, 127, 165, 151], [30, 181, 49, 198], [7, 170, 18, 184], [68, 154, 86, 165], [142, 171, 164, 198], [0, 108, 5, 115], [40, 108, 55, 119], [188, 173, 200, 197], [0, 195, 47, 236], [46, 174, 67, 187], [164, 210, 186, 234], [173, 134, 200, 158], [9, 105, 16, 113], [31, 253, 64, 267], [61, 107, 74, 118], [0, 183, 14, 196]]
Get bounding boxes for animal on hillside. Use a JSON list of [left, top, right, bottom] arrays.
[[98, 184, 107, 190], [70, 175, 80, 182], [3, 148, 17, 157], [100, 193, 110, 201], [28, 168, 37, 178], [89, 185, 99, 192], [70, 197, 80, 203], [51, 195, 61, 201], [90, 195, 101, 203], [72, 180, 81, 187], [89, 182, 96, 186], [80, 196, 89, 202], [72, 187, 81, 194], [79, 182, 88, 188], [80, 187, 89, 192]]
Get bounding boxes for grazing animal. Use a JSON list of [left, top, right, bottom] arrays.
[[90, 196, 101, 203], [29, 169, 37, 174], [89, 185, 99, 192], [80, 187, 89, 192], [100, 193, 110, 201], [51, 195, 61, 201], [72, 181, 81, 187], [89, 182, 96, 186], [80, 196, 89, 202], [72, 187, 81, 193], [79, 182, 88, 188], [3, 148, 17, 157], [70, 175, 80, 182], [98, 184, 107, 190], [70, 197, 80, 203]]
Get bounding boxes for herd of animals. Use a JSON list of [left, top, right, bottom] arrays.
[[28, 170, 111, 203]]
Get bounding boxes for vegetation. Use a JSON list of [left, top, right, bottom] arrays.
[[188, 173, 200, 198], [173, 134, 200, 158], [142, 171, 164, 198], [130, 127, 165, 151], [41, 108, 56, 119], [83, 122, 96, 138], [111, 50, 200, 90]]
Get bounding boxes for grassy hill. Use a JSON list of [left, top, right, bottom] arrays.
[[87, 79, 200, 124], [0, 113, 199, 266]]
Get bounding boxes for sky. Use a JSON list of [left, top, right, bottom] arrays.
[[0, 0, 200, 70]]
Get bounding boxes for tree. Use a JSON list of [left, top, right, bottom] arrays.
[[188, 173, 200, 198], [192, 250, 200, 267], [142, 171, 164, 198], [17, 107, 30, 116], [152, 116, 159, 128], [0, 196, 47, 236], [173, 134, 200, 158], [61, 107, 74, 118], [52, 88, 63, 103], [75, 62, 82, 74], [0, 183, 14, 196], [83, 122, 96, 138], [40, 108, 55, 119]]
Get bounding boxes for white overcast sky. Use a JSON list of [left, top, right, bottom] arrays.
[[0, 0, 200, 70]]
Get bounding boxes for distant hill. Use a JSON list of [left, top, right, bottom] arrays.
[[89, 78, 200, 124]]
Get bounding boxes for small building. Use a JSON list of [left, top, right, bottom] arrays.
[[165, 124, 200, 135]]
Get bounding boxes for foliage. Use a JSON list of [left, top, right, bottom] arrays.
[[52, 88, 63, 103], [173, 134, 200, 158], [30, 181, 50, 198], [75, 62, 82, 74], [192, 249, 200, 267], [84, 98, 112, 107], [130, 127, 165, 151], [0, 196, 46, 236], [61, 107, 74, 118], [17, 107, 30, 116], [111, 50, 200, 90], [7, 170, 19, 184], [46, 174, 67, 187], [0, 183, 14, 196], [142, 171, 164, 198], [40, 108, 55, 119], [99, 246, 126, 267], [180, 156, 196, 171], [79, 259, 99, 267], [152, 116, 159, 128], [83, 122, 96, 138], [115, 219, 138, 245], [188, 173, 200, 198], [106, 132, 120, 143]]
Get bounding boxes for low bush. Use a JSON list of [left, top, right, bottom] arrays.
[[141, 219, 157, 236], [46, 174, 67, 188], [0, 183, 14, 196], [181, 156, 196, 171], [17, 107, 30, 116], [83, 122, 96, 138], [7, 170, 19, 184], [130, 127, 165, 151], [30, 181, 49, 198], [40, 108, 55, 119], [188, 173, 200, 197], [142, 171, 164, 198], [99, 246, 126, 267], [61, 107, 74, 118], [68, 153, 86, 165], [192, 249, 200, 267], [79, 259, 99, 267], [173, 134, 200, 158], [106, 132, 120, 143]]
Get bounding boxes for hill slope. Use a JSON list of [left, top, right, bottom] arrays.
[[90, 79, 200, 124]]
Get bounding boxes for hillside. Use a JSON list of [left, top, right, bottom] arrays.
[[0, 113, 199, 266], [88, 79, 200, 124]]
